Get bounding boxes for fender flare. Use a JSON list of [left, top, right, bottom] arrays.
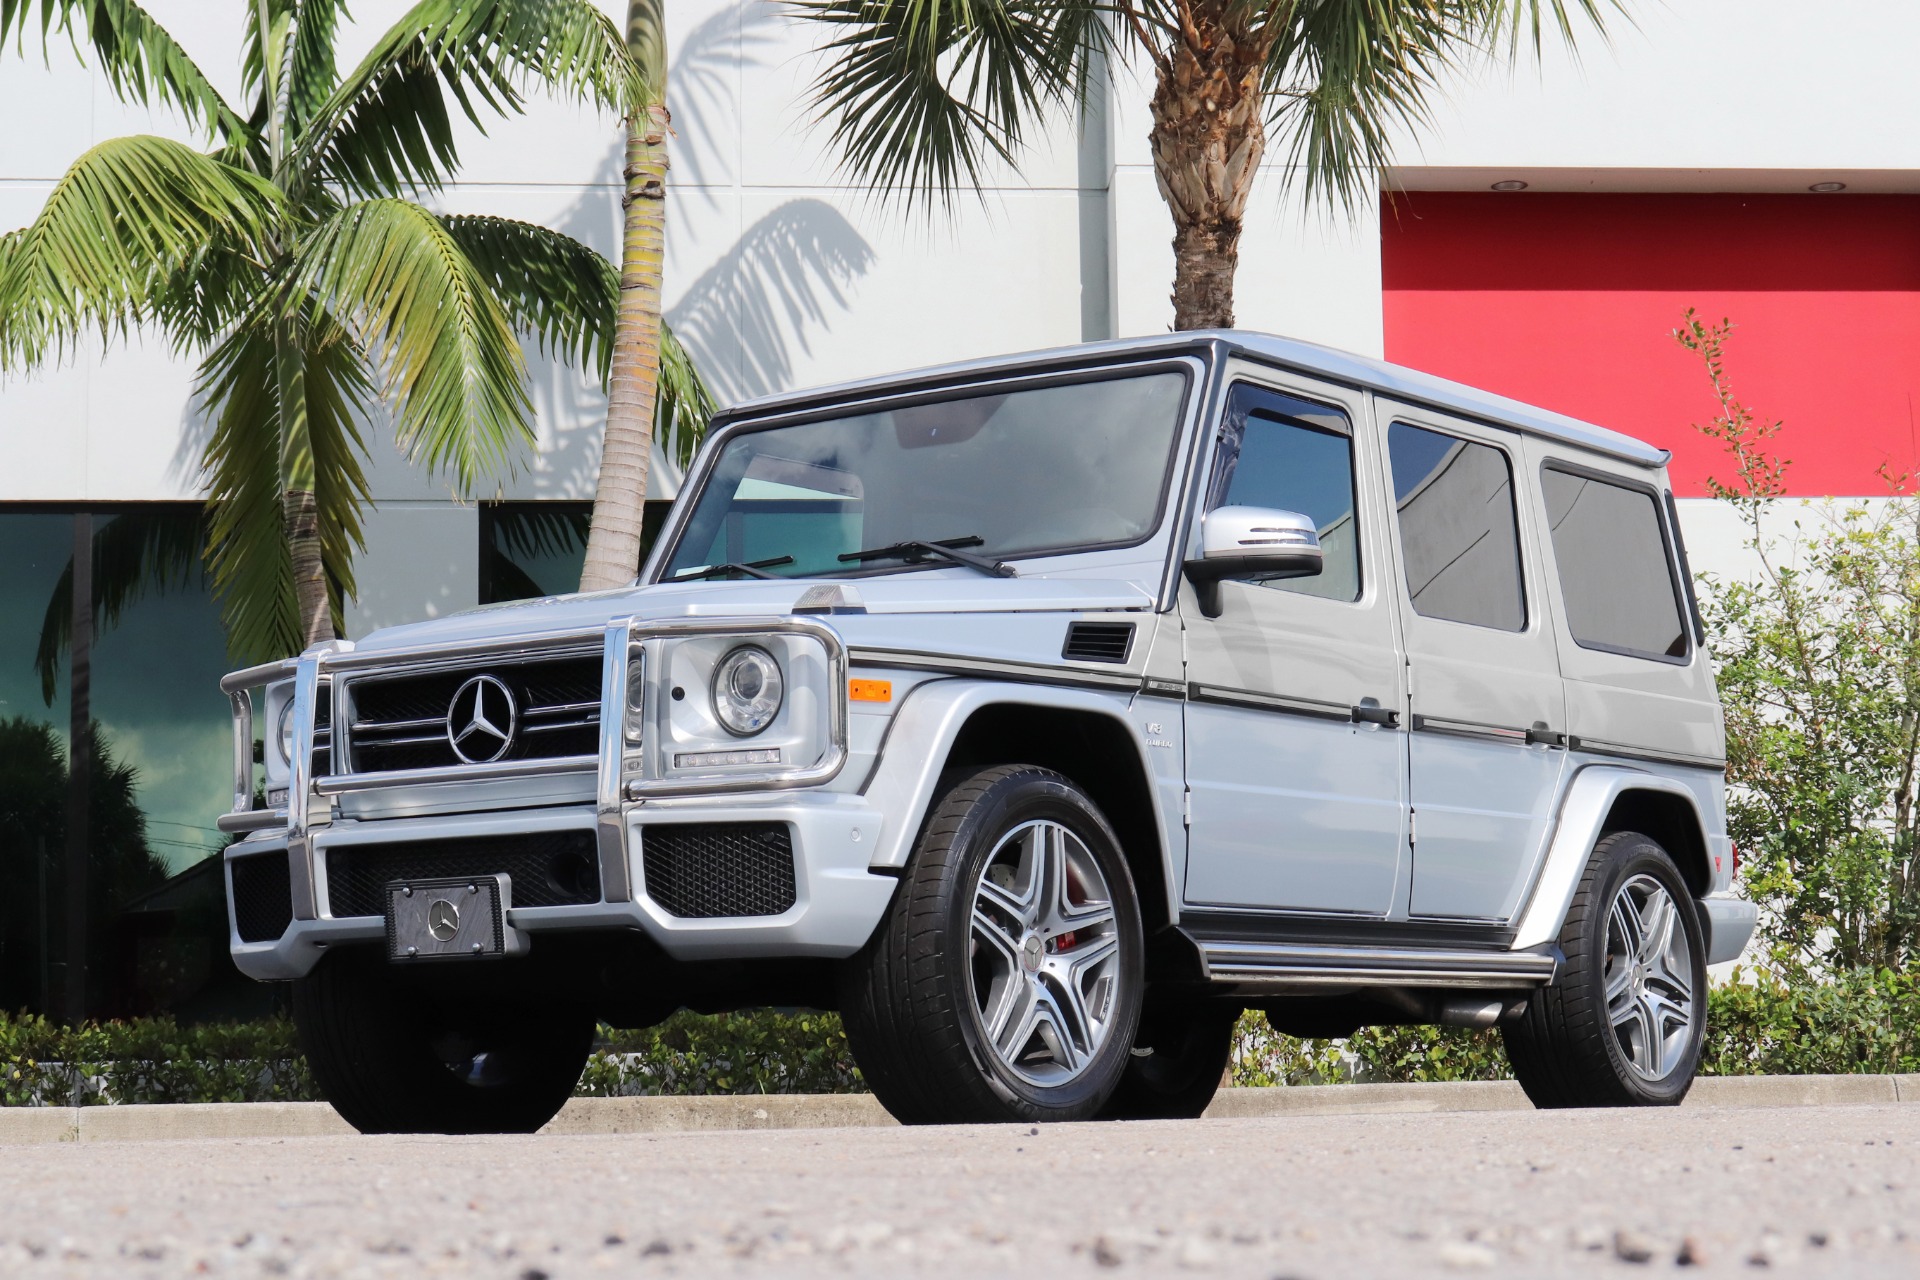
[[1510, 765, 1710, 950], [859, 679, 1178, 911]]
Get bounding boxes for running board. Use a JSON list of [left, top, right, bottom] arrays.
[[1196, 939, 1560, 990]]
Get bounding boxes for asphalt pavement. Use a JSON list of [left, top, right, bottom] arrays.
[[1, 1102, 1915, 1278]]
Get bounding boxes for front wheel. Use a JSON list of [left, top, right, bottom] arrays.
[[293, 950, 595, 1134], [839, 765, 1146, 1124], [1503, 830, 1706, 1108]]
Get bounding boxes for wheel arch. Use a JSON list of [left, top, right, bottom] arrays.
[[860, 680, 1178, 939], [1511, 765, 1716, 950]]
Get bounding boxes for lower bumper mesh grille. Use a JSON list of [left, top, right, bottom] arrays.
[[230, 851, 294, 943], [324, 830, 601, 918], [642, 823, 797, 919]]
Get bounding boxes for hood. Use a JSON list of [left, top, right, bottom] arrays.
[[348, 573, 1156, 656]]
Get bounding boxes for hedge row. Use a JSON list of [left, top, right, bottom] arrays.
[[6, 967, 1917, 1105]]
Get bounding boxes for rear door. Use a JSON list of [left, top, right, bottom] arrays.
[[1376, 401, 1569, 921]]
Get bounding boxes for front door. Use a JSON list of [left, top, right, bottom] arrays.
[[1181, 377, 1407, 916], [1376, 402, 1569, 921]]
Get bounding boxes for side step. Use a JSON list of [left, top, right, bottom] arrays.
[[1196, 939, 1560, 990]]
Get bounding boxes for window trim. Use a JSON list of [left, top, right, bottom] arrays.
[[1204, 381, 1364, 604], [1385, 419, 1529, 634], [1538, 460, 1694, 666], [649, 359, 1198, 584]]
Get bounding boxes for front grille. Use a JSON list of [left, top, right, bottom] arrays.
[[642, 823, 797, 919], [230, 851, 294, 943], [324, 830, 602, 918], [345, 652, 600, 773], [1063, 620, 1136, 663]]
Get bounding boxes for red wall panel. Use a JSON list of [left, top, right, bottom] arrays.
[[1381, 193, 1920, 497]]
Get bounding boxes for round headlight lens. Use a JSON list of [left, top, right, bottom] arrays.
[[276, 698, 297, 763], [711, 645, 783, 736]]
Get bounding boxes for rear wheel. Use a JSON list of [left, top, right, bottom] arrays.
[[1503, 830, 1706, 1108], [839, 765, 1145, 1124], [293, 950, 594, 1134], [1099, 996, 1238, 1120]]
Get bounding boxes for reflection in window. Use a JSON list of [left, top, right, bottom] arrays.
[[1540, 469, 1688, 659], [1388, 423, 1525, 631], [1209, 386, 1360, 602], [479, 501, 676, 603], [0, 506, 239, 1019]]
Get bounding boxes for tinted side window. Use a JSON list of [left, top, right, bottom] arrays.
[[1210, 387, 1359, 602], [1387, 423, 1525, 631], [1540, 468, 1687, 659]]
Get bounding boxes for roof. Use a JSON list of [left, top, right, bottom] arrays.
[[720, 330, 1670, 470]]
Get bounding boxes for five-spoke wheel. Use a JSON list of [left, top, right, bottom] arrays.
[[1505, 830, 1707, 1107], [839, 765, 1145, 1124]]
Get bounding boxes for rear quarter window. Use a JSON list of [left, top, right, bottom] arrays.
[[1539, 466, 1689, 661]]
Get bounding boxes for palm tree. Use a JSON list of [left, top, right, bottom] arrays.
[[0, 0, 701, 660], [797, 0, 1620, 330]]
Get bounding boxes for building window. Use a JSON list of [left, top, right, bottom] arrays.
[[478, 500, 676, 603]]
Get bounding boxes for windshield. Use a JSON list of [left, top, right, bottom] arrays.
[[661, 368, 1190, 580]]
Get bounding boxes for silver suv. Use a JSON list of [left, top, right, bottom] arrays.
[[219, 331, 1755, 1131]]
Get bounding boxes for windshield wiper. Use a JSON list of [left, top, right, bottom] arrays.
[[838, 535, 1016, 579], [670, 555, 795, 582]]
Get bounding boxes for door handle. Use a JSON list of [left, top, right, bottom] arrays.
[[1525, 723, 1567, 747], [1351, 701, 1399, 727]]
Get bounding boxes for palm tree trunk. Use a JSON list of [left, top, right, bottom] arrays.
[[581, 0, 670, 592], [1149, 2, 1272, 331], [275, 320, 331, 647]]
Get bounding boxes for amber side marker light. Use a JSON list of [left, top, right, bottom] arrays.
[[850, 679, 892, 703]]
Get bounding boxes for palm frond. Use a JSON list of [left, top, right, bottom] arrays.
[[793, 0, 1107, 209], [0, 135, 280, 371], [242, 0, 344, 141], [442, 213, 618, 381], [657, 321, 714, 470], [294, 198, 532, 492], [289, 0, 640, 202], [199, 308, 372, 662], [33, 506, 206, 703], [1481, 0, 1626, 57], [0, 0, 250, 143], [1267, 0, 1479, 214]]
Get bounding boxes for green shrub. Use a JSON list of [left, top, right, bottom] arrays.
[[0, 1012, 315, 1106], [581, 1009, 863, 1095], [1700, 967, 1920, 1076]]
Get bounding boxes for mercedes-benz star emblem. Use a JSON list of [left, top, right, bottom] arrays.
[[447, 674, 517, 764], [426, 897, 461, 942]]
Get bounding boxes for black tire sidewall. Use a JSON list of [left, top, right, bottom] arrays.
[[1578, 835, 1708, 1104], [938, 769, 1146, 1119]]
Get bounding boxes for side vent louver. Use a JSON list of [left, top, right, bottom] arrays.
[[1062, 621, 1136, 664]]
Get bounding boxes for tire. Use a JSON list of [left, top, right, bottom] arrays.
[[838, 764, 1146, 1124], [1502, 830, 1707, 1108], [292, 950, 595, 1134], [1099, 996, 1238, 1120]]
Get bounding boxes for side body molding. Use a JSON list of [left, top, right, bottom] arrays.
[[1510, 765, 1708, 950], [860, 679, 1178, 912]]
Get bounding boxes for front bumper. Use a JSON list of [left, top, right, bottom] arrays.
[[226, 792, 899, 981], [1701, 893, 1758, 966]]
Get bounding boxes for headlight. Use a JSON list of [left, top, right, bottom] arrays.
[[276, 698, 296, 763], [711, 645, 783, 736]]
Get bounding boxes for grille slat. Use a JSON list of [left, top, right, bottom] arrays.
[[1062, 620, 1136, 664], [346, 653, 601, 774], [230, 851, 294, 943], [642, 824, 797, 919], [325, 830, 602, 918]]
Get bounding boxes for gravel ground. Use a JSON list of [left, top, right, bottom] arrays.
[[1, 1102, 1915, 1278]]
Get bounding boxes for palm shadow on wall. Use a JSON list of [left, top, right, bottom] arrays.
[[670, 198, 877, 406]]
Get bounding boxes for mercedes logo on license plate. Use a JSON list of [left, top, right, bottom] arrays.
[[447, 673, 517, 764], [426, 897, 461, 942]]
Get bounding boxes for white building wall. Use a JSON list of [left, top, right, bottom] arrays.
[[4, 0, 1920, 617]]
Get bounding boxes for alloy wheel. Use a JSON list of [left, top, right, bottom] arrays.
[[1604, 873, 1696, 1080], [967, 819, 1123, 1087]]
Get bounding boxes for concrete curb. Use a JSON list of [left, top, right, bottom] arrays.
[[3, 1073, 1915, 1144]]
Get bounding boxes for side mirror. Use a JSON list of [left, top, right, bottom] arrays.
[[1183, 506, 1323, 617]]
